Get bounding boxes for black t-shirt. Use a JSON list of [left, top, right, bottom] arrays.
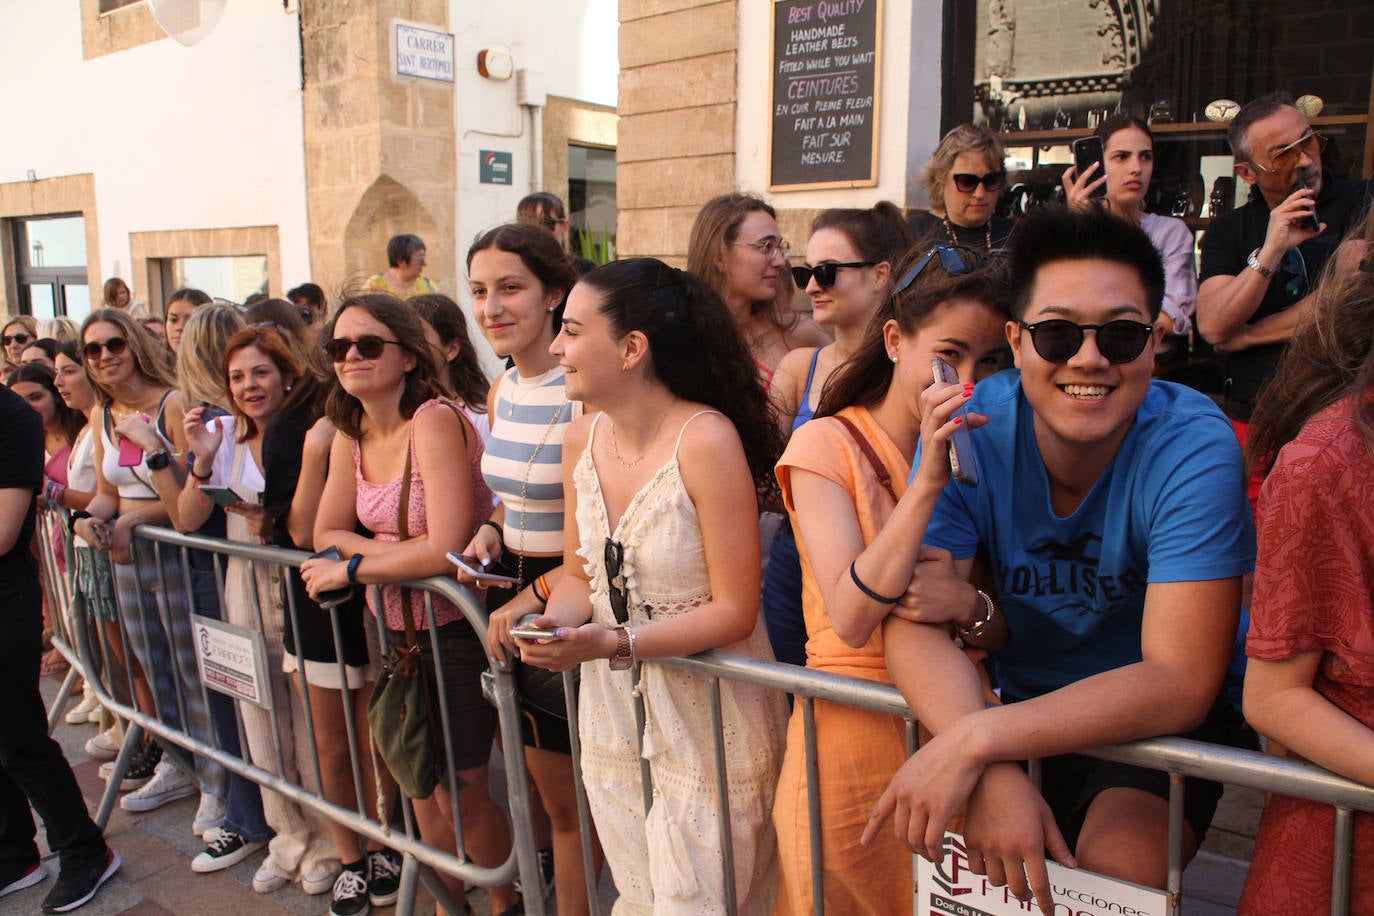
[[0, 385, 43, 603], [1199, 173, 1373, 419], [906, 210, 1017, 254]]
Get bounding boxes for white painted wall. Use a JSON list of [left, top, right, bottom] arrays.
[[0, 0, 311, 308], [736, 0, 945, 211], [447, 0, 619, 273]]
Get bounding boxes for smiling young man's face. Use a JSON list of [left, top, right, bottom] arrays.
[[1009, 258, 1165, 465]]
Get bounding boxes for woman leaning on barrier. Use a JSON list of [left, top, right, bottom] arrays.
[[772, 249, 1014, 915], [519, 259, 789, 914], [299, 293, 519, 916], [1237, 214, 1374, 914], [174, 324, 340, 896]]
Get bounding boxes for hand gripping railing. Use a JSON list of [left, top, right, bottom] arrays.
[[48, 518, 547, 916]]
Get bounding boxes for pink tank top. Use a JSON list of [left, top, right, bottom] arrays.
[[350, 399, 491, 631]]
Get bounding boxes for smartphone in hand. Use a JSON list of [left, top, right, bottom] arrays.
[[1296, 170, 1320, 232], [1071, 136, 1108, 199], [198, 485, 248, 509], [309, 545, 353, 609], [509, 612, 562, 641], [447, 552, 521, 586], [931, 358, 979, 487]]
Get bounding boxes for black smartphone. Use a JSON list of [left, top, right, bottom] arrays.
[[931, 358, 979, 487], [1071, 136, 1108, 199], [309, 545, 353, 609], [1296, 170, 1320, 232], [198, 485, 248, 509]]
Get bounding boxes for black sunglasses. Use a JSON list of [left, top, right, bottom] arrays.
[[791, 261, 877, 289], [324, 335, 402, 362], [896, 245, 986, 295], [951, 171, 1007, 193], [83, 337, 129, 360], [2, 332, 33, 347], [604, 538, 629, 625], [1018, 319, 1155, 364]]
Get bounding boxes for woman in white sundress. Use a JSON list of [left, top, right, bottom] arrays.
[[520, 258, 789, 914]]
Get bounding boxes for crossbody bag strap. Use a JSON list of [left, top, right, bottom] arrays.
[[395, 435, 423, 652], [832, 414, 898, 504]]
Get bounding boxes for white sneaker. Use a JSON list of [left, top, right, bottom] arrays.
[[84, 728, 119, 761], [302, 867, 340, 896], [252, 861, 290, 894], [66, 690, 102, 725], [120, 758, 196, 812], [192, 792, 226, 837]]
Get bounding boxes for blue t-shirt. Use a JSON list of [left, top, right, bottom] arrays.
[[920, 371, 1256, 701]]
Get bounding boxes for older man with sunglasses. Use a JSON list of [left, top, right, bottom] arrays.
[[864, 206, 1255, 916], [1198, 92, 1372, 433]]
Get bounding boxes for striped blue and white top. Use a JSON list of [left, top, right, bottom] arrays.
[[481, 365, 582, 556]]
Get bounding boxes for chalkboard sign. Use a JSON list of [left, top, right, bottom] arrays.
[[769, 0, 882, 190]]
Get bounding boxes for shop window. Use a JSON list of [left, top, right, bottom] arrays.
[[12, 215, 91, 321], [158, 255, 269, 305], [568, 145, 618, 264]]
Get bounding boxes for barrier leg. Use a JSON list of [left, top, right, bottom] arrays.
[[46, 661, 82, 736], [93, 723, 143, 830]]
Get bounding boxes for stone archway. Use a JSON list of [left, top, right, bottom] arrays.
[[341, 176, 443, 296]]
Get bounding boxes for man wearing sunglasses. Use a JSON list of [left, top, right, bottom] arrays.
[[866, 207, 1255, 914], [1198, 92, 1372, 428]]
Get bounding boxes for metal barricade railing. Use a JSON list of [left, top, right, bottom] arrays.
[[40, 514, 546, 916], [35, 508, 1374, 915]]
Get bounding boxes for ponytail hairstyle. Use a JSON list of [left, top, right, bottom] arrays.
[[809, 201, 913, 269], [818, 253, 1013, 416], [578, 258, 785, 500], [466, 222, 577, 330], [409, 294, 490, 411]]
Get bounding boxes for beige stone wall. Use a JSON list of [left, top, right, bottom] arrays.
[[302, 1, 456, 300], [81, 0, 166, 60], [0, 175, 101, 317], [129, 226, 281, 314], [617, 0, 739, 264], [542, 96, 618, 211]]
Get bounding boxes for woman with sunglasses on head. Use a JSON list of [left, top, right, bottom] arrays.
[[519, 258, 789, 915], [688, 193, 830, 391], [909, 125, 1016, 255], [771, 249, 1013, 915], [461, 223, 599, 916], [174, 325, 346, 898], [71, 310, 221, 815], [300, 294, 517, 916], [764, 202, 912, 666], [1064, 114, 1198, 347]]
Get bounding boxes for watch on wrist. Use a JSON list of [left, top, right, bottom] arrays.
[[346, 553, 363, 584], [146, 449, 171, 471], [609, 626, 635, 670], [957, 590, 997, 641], [1246, 248, 1276, 278]]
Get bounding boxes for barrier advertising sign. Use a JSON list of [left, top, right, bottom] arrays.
[[917, 834, 1167, 916], [193, 614, 272, 709]]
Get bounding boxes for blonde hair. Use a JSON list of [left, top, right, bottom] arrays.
[[39, 316, 80, 344], [686, 192, 799, 332], [78, 309, 176, 404], [177, 305, 248, 409], [920, 124, 1006, 213]]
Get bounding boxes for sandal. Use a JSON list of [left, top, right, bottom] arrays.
[[40, 648, 69, 676]]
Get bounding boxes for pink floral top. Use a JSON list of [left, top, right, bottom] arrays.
[[351, 399, 491, 631]]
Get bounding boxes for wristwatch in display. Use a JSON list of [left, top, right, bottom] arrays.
[[146, 449, 172, 471], [609, 626, 635, 670], [1247, 248, 1276, 278]]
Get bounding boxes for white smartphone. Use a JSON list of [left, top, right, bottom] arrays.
[[509, 612, 563, 641], [931, 358, 979, 487], [446, 552, 521, 586]]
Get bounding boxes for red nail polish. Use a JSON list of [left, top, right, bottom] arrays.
[[953, 416, 963, 426], [963, 389, 973, 398]]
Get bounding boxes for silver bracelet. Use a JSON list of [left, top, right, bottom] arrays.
[[957, 590, 996, 640]]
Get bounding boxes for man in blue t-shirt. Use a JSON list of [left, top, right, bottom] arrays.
[[862, 207, 1255, 914]]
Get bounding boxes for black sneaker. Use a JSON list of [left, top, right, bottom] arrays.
[[98, 741, 161, 792], [41, 847, 120, 914], [366, 848, 401, 907], [191, 829, 267, 874], [330, 862, 370, 916], [0, 859, 48, 899]]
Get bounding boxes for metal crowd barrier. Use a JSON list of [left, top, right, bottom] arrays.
[[35, 507, 1374, 916]]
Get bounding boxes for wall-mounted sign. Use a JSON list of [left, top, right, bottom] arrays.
[[480, 150, 513, 185], [769, 0, 882, 190], [193, 614, 272, 708], [394, 22, 455, 83]]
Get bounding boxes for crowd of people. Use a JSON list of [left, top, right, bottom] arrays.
[[4, 93, 1373, 916]]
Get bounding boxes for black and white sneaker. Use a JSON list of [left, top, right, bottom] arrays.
[[191, 829, 266, 874], [513, 846, 554, 899], [366, 848, 401, 907], [41, 847, 120, 914], [0, 860, 47, 899], [98, 741, 161, 792], [330, 862, 370, 916]]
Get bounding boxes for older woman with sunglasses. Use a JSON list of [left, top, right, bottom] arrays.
[[772, 247, 1013, 915], [909, 125, 1016, 255], [2, 315, 40, 385]]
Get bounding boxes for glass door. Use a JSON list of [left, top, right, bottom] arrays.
[[13, 215, 91, 321]]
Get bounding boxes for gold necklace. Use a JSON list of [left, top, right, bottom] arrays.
[[505, 368, 549, 418], [514, 399, 568, 584], [609, 409, 671, 469]]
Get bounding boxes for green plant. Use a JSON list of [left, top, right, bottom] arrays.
[[575, 224, 617, 266]]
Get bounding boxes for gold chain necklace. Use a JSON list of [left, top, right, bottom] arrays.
[[505, 372, 547, 418], [514, 399, 568, 584], [943, 215, 993, 253], [609, 409, 671, 469]]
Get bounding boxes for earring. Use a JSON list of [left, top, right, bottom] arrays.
[[890, 354, 898, 363], [621, 359, 630, 372], [546, 305, 556, 313]]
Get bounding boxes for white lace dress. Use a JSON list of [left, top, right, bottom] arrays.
[[574, 411, 787, 915]]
